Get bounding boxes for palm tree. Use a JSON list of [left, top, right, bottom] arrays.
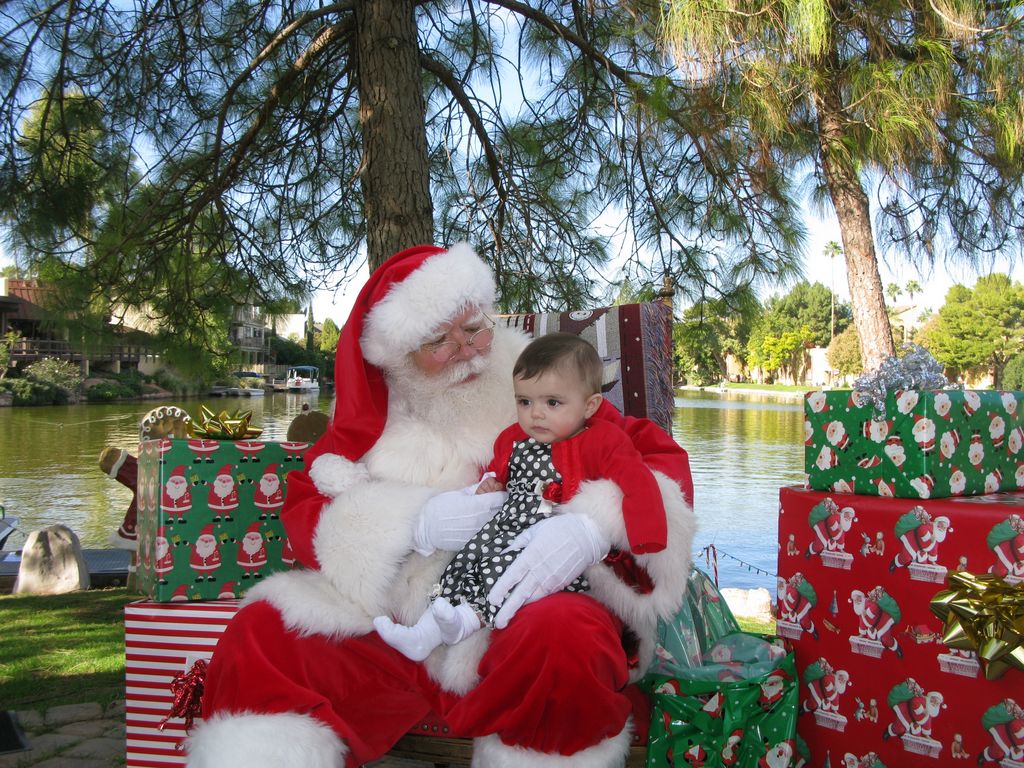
[[660, 0, 1024, 370], [886, 283, 902, 306], [823, 241, 843, 341], [905, 280, 921, 304]]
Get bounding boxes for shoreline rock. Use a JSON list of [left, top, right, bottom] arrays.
[[720, 586, 775, 623]]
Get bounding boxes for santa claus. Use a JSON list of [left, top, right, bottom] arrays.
[[206, 465, 239, 522], [883, 679, 944, 740], [850, 586, 902, 656], [161, 465, 192, 523], [236, 522, 268, 579], [187, 244, 696, 768], [253, 464, 284, 519], [153, 525, 175, 584], [189, 524, 222, 582]]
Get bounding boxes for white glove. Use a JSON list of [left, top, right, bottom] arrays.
[[486, 512, 610, 629], [412, 486, 506, 556]]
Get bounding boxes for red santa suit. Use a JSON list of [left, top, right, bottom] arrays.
[[153, 526, 175, 583], [252, 465, 284, 519], [206, 466, 239, 521], [161, 465, 192, 522], [188, 244, 695, 768], [190, 525, 222, 581], [236, 523, 268, 578]]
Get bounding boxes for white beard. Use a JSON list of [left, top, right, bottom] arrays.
[[166, 478, 188, 500], [365, 327, 526, 489], [213, 478, 234, 498], [195, 537, 217, 558], [260, 477, 279, 497], [242, 535, 263, 555]]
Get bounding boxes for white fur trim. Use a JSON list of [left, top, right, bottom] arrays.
[[584, 471, 696, 682], [423, 623, 490, 694], [314, 478, 436, 617], [557, 479, 629, 549], [242, 570, 375, 639], [185, 711, 346, 768], [309, 453, 369, 497], [362, 243, 496, 367], [471, 720, 633, 768]]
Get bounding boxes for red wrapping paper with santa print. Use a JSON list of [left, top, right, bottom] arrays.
[[136, 437, 309, 601], [804, 388, 1024, 499], [777, 485, 1024, 767]]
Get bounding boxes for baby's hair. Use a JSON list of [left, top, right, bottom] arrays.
[[513, 333, 603, 395]]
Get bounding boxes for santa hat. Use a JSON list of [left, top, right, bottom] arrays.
[[170, 465, 186, 480], [246, 521, 262, 535], [171, 585, 189, 602], [157, 526, 167, 539], [216, 465, 233, 479], [310, 243, 496, 496], [198, 524, 215, 538], [262, 464, 279, 477]]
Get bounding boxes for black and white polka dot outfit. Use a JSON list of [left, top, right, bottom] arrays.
[[436, 437, 589, 625]]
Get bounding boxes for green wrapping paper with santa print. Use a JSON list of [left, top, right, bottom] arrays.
[[643, 569, 801, 767], [136, 436, 310, 601], [644, 635, 800, 768], [805, 388, 1024, 499]]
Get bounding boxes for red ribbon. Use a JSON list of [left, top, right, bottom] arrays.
[[160, 659, 208, 733], [542, 481, 563, 502], [604, 549, 655, 595]]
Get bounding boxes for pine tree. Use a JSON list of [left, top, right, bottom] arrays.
[[0, 1, 806, 321]]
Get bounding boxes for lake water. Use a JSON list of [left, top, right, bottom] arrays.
[[0, 390, 804, 593]]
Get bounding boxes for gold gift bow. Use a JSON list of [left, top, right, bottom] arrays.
[[187, 405, 263, 440], [930, 570, 1024, 681]]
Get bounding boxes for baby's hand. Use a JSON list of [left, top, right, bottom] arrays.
[[476, 476, 504, 494]]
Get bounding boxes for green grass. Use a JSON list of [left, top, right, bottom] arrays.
[[0, 587, 130, 711], [0, 586, 776, 714], [736, 615, 777, 635]]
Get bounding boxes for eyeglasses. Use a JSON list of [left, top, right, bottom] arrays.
[[420, 315, 496, 363]]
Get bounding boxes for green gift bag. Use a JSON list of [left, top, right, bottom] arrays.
[[644, 570, 801, 768]]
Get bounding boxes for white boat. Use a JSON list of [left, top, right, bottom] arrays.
[[286, 365, 320, 392]]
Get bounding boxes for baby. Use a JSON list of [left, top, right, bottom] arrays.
[[374, 332, 667, 659]]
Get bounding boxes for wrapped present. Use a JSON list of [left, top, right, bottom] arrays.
[[125, 599, 240, 768], [644, 569, 801, 767], [777, 485, 1024, 766], [136, 433, 308, 601], [804, 388, 1024, 498]]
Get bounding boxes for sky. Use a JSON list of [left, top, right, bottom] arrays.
[[308, 208, 1021, 329]]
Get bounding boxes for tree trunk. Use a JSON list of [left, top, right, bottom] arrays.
[[813, 82, 896, 372], [355, 0, 434, 271]]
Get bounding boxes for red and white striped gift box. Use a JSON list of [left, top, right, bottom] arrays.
[[125, 599, 239, 768]]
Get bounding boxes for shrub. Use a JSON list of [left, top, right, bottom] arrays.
[[25, 358, 84, 395], [1004, 353, 1024, 390], [86, 381, 137, 401], [0, 377, 65, 405], [150, 369, 201, 396]]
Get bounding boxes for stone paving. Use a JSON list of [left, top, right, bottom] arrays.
[[0, 701, 448, 767]]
